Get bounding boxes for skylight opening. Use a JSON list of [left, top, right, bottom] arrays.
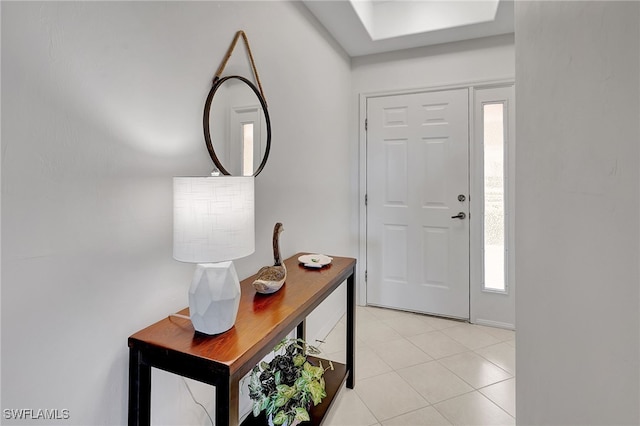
[[350, 0, 500, 41]]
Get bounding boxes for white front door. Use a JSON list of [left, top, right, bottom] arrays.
[[366, 88, 470, 319]]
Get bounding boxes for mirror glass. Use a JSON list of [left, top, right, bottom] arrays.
[[205, 76, 270, 176]]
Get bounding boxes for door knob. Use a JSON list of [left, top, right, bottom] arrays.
[[451, 212, 466, 220]]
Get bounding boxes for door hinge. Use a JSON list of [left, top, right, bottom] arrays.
[[365, 118, 368, 131], [365, 270, 368, 282], [365, 194, 368, 206]]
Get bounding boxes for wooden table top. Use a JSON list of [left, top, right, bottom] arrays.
[[129, 253, 356, 377]]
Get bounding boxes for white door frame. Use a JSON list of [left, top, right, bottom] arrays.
[[470, 84, 516, 329], [358, 79, 515, 312]]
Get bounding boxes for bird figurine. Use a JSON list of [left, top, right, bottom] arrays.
[[253, 222, 287, 294]]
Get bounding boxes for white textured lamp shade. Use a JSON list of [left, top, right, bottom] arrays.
[[173, 176, 255, 263], [173, 176, 254, 335]]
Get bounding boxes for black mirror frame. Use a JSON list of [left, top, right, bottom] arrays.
[[203, 75, 272, 177]]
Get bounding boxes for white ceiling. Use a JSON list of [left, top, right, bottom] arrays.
[[302, 0, 514, 57]]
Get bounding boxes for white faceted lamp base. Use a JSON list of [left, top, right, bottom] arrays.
[[189, 262, 241, 335]]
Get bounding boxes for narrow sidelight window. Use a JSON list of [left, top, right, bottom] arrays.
[[242, 123, 254, 176], [483, 103, 506, 292]]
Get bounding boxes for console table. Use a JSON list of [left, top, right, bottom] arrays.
[[128, 253, 356, 426]]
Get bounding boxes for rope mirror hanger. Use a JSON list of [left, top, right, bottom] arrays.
[[203, 30, 271, 177]]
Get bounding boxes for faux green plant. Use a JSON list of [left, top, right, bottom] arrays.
[[248, 338, 333, 425]]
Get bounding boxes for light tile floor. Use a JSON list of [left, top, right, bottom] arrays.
[[320, 306, 515, 426]]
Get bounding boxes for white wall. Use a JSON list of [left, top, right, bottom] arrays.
[[1, 2, 351, 424], [351, 33, 514, 95], [515, 2, 640, 425]]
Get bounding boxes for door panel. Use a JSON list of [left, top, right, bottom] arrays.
[[367, 89, 469, 319]]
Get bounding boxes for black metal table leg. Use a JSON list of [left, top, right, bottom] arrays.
[[215, 379, 230, 426], [297, 320, 306, 342], [346, 268, 356, 389], [128, 348, 151, 426], [215, 377, 240, 426]]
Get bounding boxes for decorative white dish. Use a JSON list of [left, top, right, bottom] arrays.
[[298, 254, 333, 268]]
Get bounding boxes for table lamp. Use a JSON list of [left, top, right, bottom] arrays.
[[173, 176, 255, 335]]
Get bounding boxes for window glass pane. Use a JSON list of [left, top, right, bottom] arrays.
[[483, 103, 505, 291], [242, 123, 254, 176]]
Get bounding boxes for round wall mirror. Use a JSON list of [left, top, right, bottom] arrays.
[[203, 75, 271, 176]]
